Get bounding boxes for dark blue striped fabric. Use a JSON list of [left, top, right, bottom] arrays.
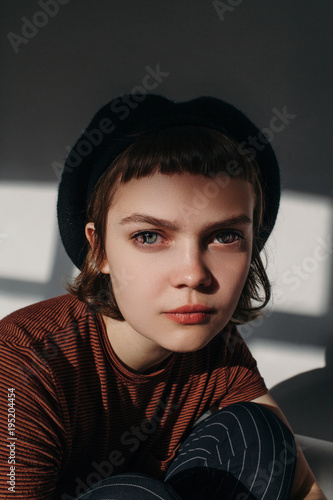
[[76, 402, 297, 500]]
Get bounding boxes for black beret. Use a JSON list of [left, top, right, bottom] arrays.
[[57, 94, 280, 269]]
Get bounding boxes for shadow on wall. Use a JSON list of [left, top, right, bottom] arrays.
[[271, 344, 333, 442], [271, 342, 333, 498], [0, 235, 75, 318]]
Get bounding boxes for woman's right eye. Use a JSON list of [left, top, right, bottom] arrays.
[[132, 232, 160, 245]]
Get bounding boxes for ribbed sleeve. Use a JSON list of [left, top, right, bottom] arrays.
[[0, 343, 64, 499], [221, 326, 267, 407]]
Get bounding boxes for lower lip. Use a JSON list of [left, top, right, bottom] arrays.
[[163, 312, 212, 324]]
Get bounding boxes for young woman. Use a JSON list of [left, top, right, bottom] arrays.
[[0, 95, 326, 499]]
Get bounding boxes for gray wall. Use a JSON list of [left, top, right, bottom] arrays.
[[1, 1, 332, 440]]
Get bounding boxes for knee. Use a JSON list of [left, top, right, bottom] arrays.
[[75, 473, 181, 500], [213, 401, 297, 463], [165, 403, 297, 499]]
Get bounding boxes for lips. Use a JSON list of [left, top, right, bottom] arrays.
[[166, 305, 213, 314], [163, 305, 215, 324]]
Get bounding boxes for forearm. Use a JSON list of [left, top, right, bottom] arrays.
[[292, 481, 327, 500], [289, 441, 327, 500]]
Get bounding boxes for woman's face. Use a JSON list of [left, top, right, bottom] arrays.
[[87, 172, 254, 365]]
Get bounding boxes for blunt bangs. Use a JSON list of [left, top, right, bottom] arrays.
[[111, 125, 259, 185]]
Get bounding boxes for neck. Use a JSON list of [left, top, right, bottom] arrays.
[[102, 315, 173, 374]]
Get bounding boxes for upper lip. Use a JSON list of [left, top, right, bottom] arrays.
[[165, 305, 215, 314]]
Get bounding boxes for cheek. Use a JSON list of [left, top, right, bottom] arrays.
[[216, 254, 251, 296], [108, 251, 164, 307], [111, 271, 162, 327]]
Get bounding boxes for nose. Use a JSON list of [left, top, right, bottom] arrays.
[[170, 245, 212, 289]]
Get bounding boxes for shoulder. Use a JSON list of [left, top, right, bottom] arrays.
[[0, 293, 89, 347]]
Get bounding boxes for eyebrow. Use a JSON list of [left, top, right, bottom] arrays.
[[119, 213, 252, 231]]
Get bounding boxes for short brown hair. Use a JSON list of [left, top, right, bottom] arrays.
[[67, 125, 270, 324]]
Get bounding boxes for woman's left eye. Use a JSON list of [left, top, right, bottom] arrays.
[[214, 231, 242, 244]]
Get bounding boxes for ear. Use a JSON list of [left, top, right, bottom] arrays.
[[85, 222, 110, 274]]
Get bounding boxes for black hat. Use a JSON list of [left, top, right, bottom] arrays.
[[57, 94, 280, 269]]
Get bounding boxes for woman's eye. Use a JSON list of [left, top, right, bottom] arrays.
[[215, 231, 241, 244], [134, 232, 159, 245]]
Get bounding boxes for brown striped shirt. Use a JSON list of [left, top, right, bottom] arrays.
[[0, 294, 267, 499]]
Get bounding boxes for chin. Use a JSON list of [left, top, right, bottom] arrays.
[[166, 334, 217, 354]]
